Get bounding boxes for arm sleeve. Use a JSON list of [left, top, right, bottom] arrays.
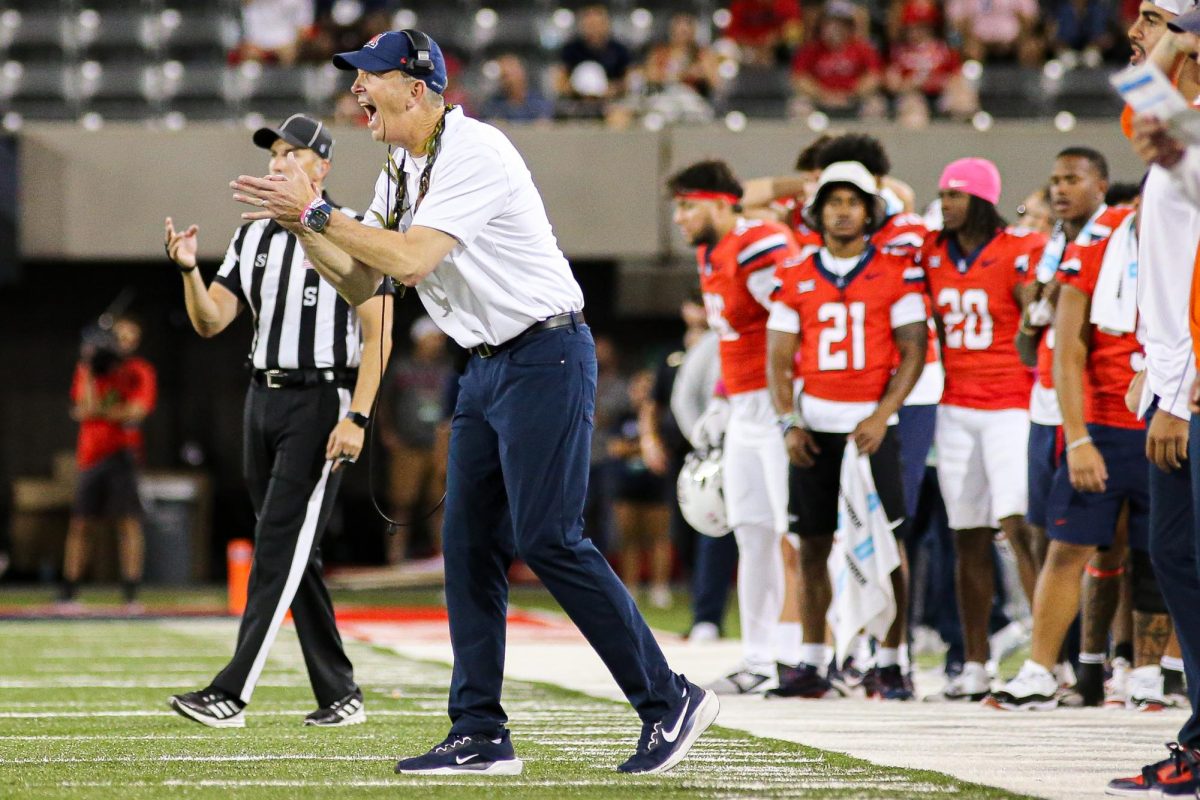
[[410, 145, 511, 248], [670, 333, 721, 442], [767, 301, 801, 334], [1168, 146, 1200, 210], [890, 292, 928, 328], [746, 266, 780, 310], [212, 227, 247, 299]]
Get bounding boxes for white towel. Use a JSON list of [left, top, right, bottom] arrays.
[[1089, 214, 1139, 334], [826, 440, 902, 664]]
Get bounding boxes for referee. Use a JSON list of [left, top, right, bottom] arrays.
[[231, 30, 717, 775], [164, 114, 393, 728]]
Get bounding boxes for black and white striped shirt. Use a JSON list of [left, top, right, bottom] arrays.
[[213, 207, 392, 370]]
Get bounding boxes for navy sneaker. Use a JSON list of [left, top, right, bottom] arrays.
[[617, 677, 719, 774], [867, 665, 914, 701], [394, 730, 523, 775], [1107, 742, 1200, 796], [766, 663, 843, 699]]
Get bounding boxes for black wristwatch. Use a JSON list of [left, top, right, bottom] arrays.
[[301, 198, 334, 233], [345, 411, 369, 429]]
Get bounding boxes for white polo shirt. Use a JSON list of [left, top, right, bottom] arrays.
[[362, 106, 584, 348], [1136, 165, 1199, 420]]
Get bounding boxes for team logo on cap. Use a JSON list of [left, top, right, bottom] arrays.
[[364, 33, 386, 49]]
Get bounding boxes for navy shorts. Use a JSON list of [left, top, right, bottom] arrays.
[[1026, 421, 1061, 529], [73, 450, 142, 519], [1046, 424, 1149, 550]]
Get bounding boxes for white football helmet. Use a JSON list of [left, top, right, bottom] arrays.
[[677, 449, 731, 538]]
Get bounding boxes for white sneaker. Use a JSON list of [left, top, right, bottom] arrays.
[[705, 664, 778, 695], [984, 661, 1059, 711], [941, 662, 991, 701], [1128, 665, 1167, 711], [1054, 661, 1076, 690], [688, 622, 720, 644], [1104, 657, 1131, 708]]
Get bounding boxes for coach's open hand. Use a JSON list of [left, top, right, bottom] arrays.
[[231, 152, 317, 225]]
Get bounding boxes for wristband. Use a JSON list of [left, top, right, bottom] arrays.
[[1066, 435, 1093, 453], [776, 412, 802, 436], [345, 411, 369, 429]]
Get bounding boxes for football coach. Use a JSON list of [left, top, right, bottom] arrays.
[[230, 29, 718, 776]]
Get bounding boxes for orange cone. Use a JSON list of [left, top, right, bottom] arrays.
[[226, 539, 252, 616]]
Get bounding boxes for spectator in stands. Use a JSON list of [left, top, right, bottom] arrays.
[[480, 54, 555, 124], [657, 13, 725, 100], [726, 0, 805, 66], [554, 5, 634, 120], [611, 370, 674, 609], [633, 44, 716, 125], [947, 0, 1044, 66], [233, 0, 315, 66], [378, 317, 452, 565], [887, 0, 943, 43], [1047, 0, 1116, 66], [885, 10, 978, 127], [790, 1, 886, 119]]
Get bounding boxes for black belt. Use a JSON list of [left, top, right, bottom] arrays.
[[251, 367, 357, 389], [470, 311, 585, 359]]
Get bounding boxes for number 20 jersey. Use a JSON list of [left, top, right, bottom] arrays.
[[918, 228, 1045, 410], [696, 218, 804, 395]]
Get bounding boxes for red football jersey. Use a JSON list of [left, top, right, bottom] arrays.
[[71, 357, 157, 469], [919, 228, 1045, 410], [1057, 240, 1144, 430], [698, 219, 804, 395], [772, 246, 927, 403]]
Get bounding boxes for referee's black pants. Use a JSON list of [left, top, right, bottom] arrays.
[[211, 381, 358, 707]]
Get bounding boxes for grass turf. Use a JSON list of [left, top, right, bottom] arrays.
[[0, 619, 1035, 799]]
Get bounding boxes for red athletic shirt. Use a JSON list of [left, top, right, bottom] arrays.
[[771, 246, 927, 402], [1057, 240, 1145, 430], [698, 219, 804, 395], [791, 38, 883, 94], [919, 228, 1045, 409], [71, 357, 157, 469]]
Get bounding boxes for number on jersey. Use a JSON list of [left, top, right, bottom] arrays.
[[817, 301, 866, 371], [703, 292, 740, 341], [937, 288, 993, 350]]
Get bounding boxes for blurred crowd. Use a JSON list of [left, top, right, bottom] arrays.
[[231, 0, 1141, 128]]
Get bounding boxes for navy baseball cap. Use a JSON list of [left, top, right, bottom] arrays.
[[1169, 6, 1200, 32], [332, 30, 448, 94], [253, 113, 334, 160]]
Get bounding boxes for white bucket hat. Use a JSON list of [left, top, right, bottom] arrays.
[[802, 161, 889, 232]]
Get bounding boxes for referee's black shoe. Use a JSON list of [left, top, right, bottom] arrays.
[[168, 688, 245, 729], [304, 689, 366, 726], [617, 677, 720, 774], [394, 730, 523, 775]]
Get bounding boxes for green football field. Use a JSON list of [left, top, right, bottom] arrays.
[[0, 617, 1034, 799]]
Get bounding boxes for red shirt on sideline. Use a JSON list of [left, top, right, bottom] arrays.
[[71, 356, 157, 469]]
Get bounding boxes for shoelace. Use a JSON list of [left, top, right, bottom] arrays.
[[434, 736, 472, 754], [1143, 742, 1200, 786], [634, 720, 664, 754]]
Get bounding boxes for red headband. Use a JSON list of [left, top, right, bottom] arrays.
[[675, 190, 740, 205]]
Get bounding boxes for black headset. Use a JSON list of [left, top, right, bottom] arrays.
[[400, 29, 435, 74]]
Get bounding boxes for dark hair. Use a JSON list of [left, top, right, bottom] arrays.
[[812, 183, 877, 234], [666, 159, 743, 200], [794, 135, 833, 172], [1105, 181, 1141, 206], [938, 194, 1007, 243], [1056, 146, 1109, 181], [815, 134, 891, 177]]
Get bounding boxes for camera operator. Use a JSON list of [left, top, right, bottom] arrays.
[[60, 314, 157, 612]]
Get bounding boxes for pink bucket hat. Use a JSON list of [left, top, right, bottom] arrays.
[[939, 158, 1002, 206]]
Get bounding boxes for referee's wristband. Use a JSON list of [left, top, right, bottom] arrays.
[[1066, 435, 1093, 453], [345, 411, 369, 429]]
